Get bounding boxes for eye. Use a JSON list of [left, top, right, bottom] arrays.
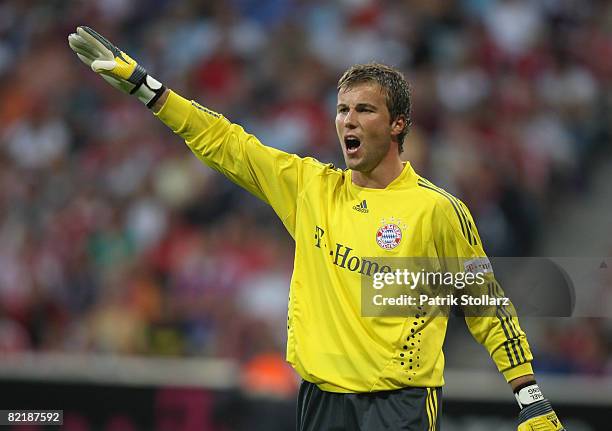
[[337, 107, 348, 114]]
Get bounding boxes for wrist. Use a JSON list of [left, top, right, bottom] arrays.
[[151, 88, 170, 113], [514, 381, 544, 409], [131, 74, 166, 108]]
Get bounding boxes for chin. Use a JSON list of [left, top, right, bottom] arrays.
[[343, 156, 359, 169], [346, 159, 369, 172]]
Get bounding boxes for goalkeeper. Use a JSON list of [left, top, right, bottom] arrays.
[[68, 26, 566, 431]]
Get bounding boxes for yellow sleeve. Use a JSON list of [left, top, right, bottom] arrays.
[[154, 90, 323, 237], [433, 194, 534, 382]]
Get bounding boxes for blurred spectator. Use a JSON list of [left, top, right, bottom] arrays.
[[0, 0, 610, 376]]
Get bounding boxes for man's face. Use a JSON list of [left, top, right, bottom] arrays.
[[336, 82, 396, 172]]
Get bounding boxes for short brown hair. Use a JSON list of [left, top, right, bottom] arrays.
[[337, 63, 412, 153]]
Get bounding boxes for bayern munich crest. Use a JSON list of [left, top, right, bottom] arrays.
[[376, 221, 403, 250]]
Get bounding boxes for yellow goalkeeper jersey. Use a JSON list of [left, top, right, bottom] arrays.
[[155, 91, 534, 393]]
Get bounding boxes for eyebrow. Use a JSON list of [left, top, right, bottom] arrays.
[[337, 102, 378, 110]]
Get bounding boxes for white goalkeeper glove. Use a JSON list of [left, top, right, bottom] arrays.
[[515, 382, 565, 431], [68, 26, 166, 108]]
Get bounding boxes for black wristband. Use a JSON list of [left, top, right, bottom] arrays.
[[146, 83, 167, 109], [513, 379, 537, 394]]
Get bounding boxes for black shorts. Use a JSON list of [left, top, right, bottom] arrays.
[[297, 381, 442, 431]]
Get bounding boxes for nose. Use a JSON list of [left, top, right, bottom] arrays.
[[344, 108, 357, 128]]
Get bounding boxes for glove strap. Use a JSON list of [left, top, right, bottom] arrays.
[[515, 382, 565, 430], [129, 71, 166, 109], [514, 381, 544, 409]]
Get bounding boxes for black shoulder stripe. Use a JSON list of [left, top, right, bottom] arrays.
[[458, 200, 478, 246], [417, 180, 467, 239], [417, 179, 473, 244], [450, 196, 476, 246], [418, 179, 469, 232], [420, 179, 478, 246], [454, 199, 476, 246]]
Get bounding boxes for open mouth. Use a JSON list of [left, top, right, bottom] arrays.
[[344, 136, 361, 155]]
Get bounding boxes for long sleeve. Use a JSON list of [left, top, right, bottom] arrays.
[[154, 90, 325, 237], [432, 191, 534, 382]]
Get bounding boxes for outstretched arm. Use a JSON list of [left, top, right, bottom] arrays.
[[68, 26, 327, 238]]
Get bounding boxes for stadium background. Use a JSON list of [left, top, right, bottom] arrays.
[[0, 0, 610, 430]]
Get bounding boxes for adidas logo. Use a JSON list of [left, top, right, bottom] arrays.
[[353, 200, 369, 213]]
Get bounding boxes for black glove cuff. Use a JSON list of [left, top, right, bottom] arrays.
[[519, 399, 553, 423]]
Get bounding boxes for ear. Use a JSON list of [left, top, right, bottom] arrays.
[[390, 115, 406, 138]]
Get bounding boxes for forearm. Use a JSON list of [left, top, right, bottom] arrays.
[[150, 90, 248, 184]]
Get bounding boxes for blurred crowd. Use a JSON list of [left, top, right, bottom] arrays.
[[0, 0, 611, 376]]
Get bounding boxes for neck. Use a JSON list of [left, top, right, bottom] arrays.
[[352, 153, 404, 189]]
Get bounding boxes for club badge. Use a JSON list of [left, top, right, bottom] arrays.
[[376, 217, 406, 250]]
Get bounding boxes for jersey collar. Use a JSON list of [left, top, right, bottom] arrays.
[[349, 162, 417, 192]]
